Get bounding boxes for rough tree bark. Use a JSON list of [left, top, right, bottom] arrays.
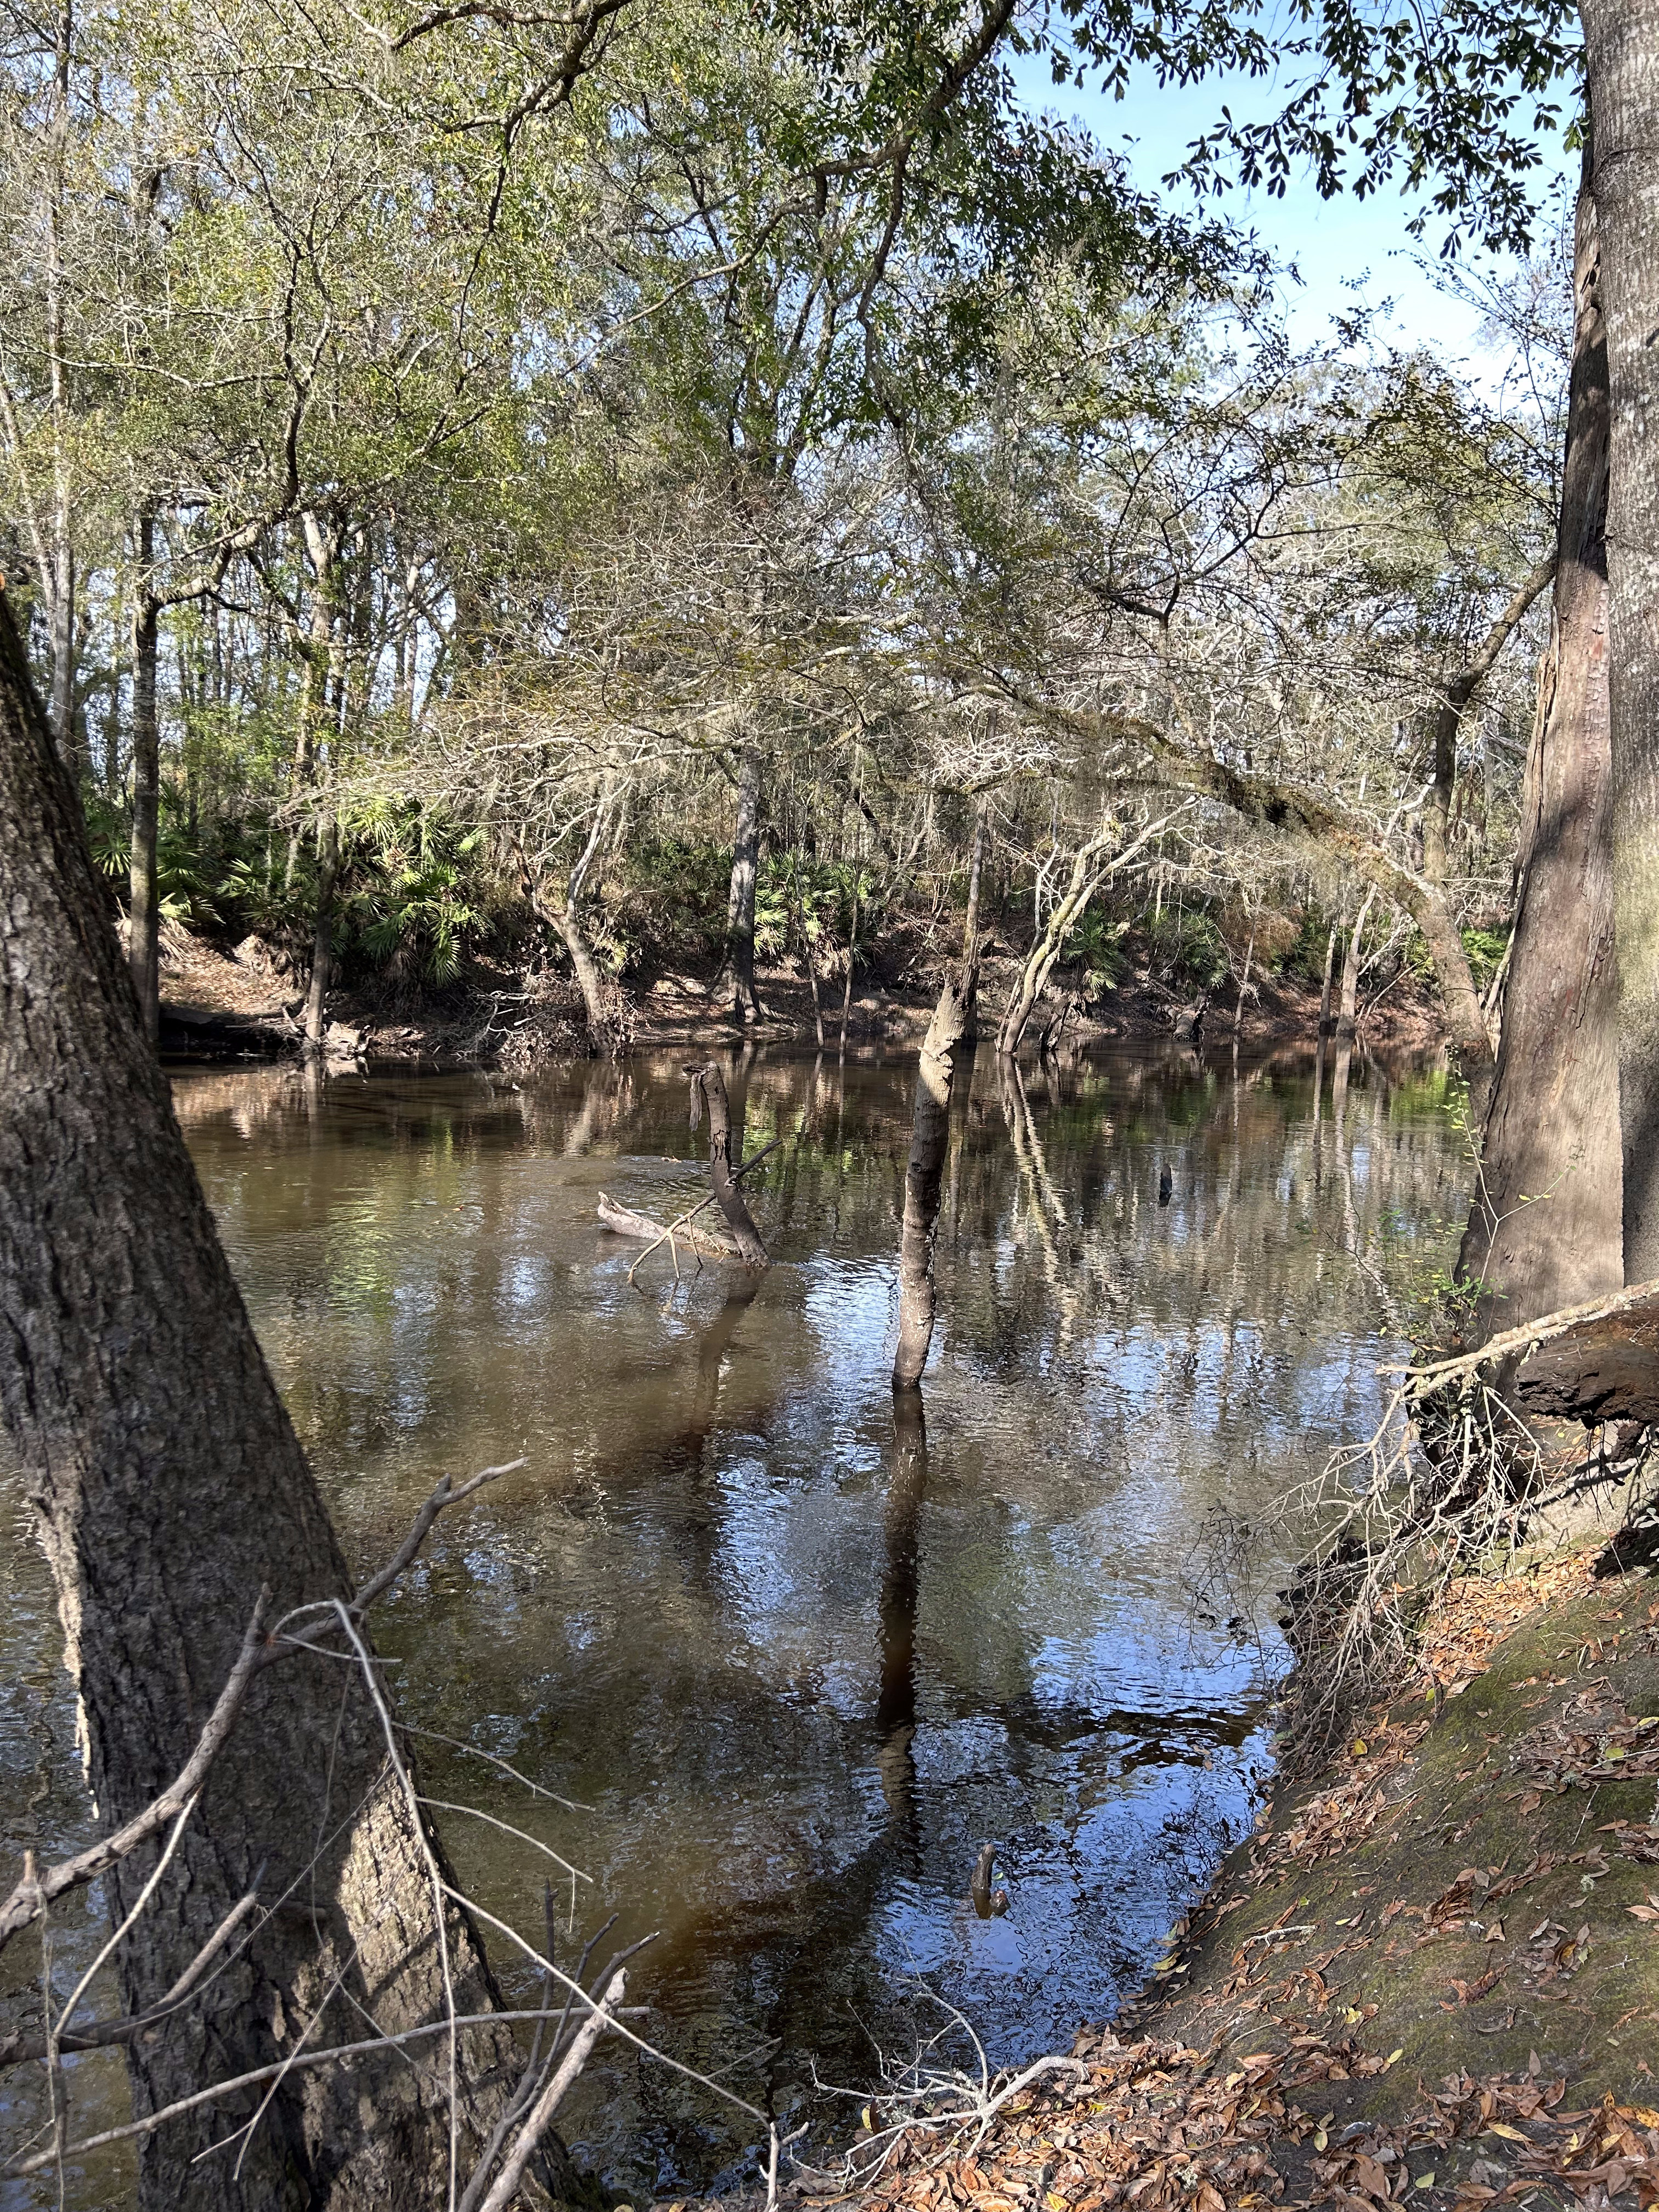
[[893, 962, 978, 1389], [713, 744, 766, 1023], [1582, 0, 1659, 1280], [0, 589, 563, 2211], [128, 507, 161, 1046], [1458, 162, 1623, 1331], [686, 1062, 769, 1264]]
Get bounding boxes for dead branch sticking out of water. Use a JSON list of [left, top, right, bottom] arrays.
[[597, 1127, 783, 1282]]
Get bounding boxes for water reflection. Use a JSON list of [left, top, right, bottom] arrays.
[[2, 1041, 1465, 2204]]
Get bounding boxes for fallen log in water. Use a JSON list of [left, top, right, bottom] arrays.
[[595, 1192, 742, 1258]]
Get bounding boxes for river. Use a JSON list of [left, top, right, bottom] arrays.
[[1, 1039, 1466, 2205]]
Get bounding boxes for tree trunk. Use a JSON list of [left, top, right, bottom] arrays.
[[686, 1062, 769, 1264], [303, 810, 342, 1053], [1583, 0, 1659, 1280], [1458, 163, 1623, 1331], [1316, 920, 1338, 1037], [791, 861, 826, 1048], [1336, 888, 1376, 1042], [714, 743, 765, 1022], [0, 590, 561, 2210], [875, 1391, 926, 1832], [1423, 555, 1557, 888], [518, 855, 612, 1056], [997, 833, 1108, 1056], [128, 511, 161, 1047], [893, 964, 977, 1389], [962, 800, 986, 960]]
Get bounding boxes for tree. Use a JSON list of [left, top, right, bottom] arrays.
[[1457, 160, 1621, 1331], [0, 583, 566, 2208], [1580, 1, 1659, 1281]]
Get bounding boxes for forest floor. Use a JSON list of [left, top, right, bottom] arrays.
[[723, 1532, 1659, 2212], [154, 929, 1448, 1066]]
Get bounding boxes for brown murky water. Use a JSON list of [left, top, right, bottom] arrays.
[[1, 1041, 1467, 2204]]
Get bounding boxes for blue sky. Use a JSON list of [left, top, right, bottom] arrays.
[[1009, 50, 1576, 364]]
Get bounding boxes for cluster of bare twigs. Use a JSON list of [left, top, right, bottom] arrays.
[[800, 1984, 1088, 2194], [1268, 1280, 1659, 1763], [0, 1458, 787, 2209]]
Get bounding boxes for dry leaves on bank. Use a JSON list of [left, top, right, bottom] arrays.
[[839, 2038, 1659, 2212]]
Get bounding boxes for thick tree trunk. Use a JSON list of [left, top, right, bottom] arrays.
[[714, 744, 765, 1022], [0, 591, 558, 2210], [1583, 1, 1659, 1280], [1458, 167, 1623, 1331], [303, 811, 342, 1053], [893, 964, 977, 1389], [128, 512, 161, 1047], [686, 1062, 769, 1265], [525, 873, 612, 1055]]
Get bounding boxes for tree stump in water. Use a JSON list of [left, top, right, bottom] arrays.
[[685, 1062, 769, 1266]]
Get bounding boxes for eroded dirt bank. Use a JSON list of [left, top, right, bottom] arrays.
[[153, 930, 1447, 1067]]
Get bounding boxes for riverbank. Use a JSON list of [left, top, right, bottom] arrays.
[[750, 1534, 1659, 2212], [154, 928, 1448, 1066]]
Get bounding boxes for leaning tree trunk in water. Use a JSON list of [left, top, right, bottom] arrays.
[[1581, 2, 1659, 1280], [1458, 160, 1623, 1331], [894, 963, 978, 1388], [686, 1060, 769, 1264], [128, 509, 162, 1046], [713, 743, 765, 1023], [0, 589, 562, 2211]]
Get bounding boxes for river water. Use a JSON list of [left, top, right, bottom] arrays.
[[1, 1040, 1466, 2204]]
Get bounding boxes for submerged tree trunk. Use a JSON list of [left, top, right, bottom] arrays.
[[1458, 165, 1623, 1331], [128, 510, 161, 1047], [1582, 2, 1659, 1280], [893, 963, 978, 1389], [876, 1390, 927, 1833], [686, 1061, 769, 1264], [0, 591, 559, 2211], [714, 743, 765, 1023]]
